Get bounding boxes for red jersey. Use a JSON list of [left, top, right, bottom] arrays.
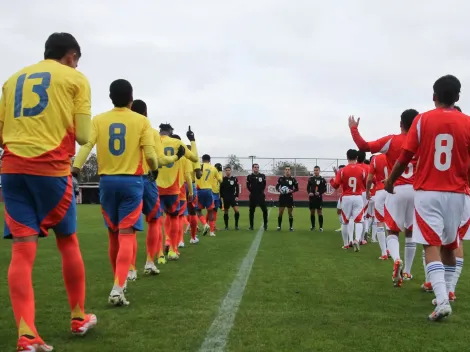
[[331, 164, 366, 196], [403, 108, 470, 193], [370, 154, 388, 191], [351, 127, 415, 186]]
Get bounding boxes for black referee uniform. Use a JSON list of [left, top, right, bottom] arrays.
[[246, 172, 268, 230], [307, 175, 327, 230], [220, 175, 240, 229], [275, 176, 299, 230]]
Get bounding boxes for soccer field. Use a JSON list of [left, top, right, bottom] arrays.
[[0, 205, 469, 352]]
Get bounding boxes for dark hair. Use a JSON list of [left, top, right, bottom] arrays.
[[338, 165, 346, 169], [159, 123, 173, 133], [225, 165, 232, 170], [252, 163, 259, 168], [109, 79, 133, 108], [314, 166, 320, 170], [44, 32, 81, 60], [172, 134, 181, 140], [357, 151, 366, 163], [131, 99, 147, 116], [202, 154, 211, 162], [214, 163, 222, 168], [400, 109, 419, 132], [346, 149, 358, 161], [433, 75, 461, 106], [455, 105, 462, 112]]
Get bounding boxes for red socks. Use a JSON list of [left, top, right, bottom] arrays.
[[146, 221, 158, 262], [108, 230, 119, 274], [130, 236, 137, 271], [190, 215, 198, 240], [115, 234, 135, 288], [9, 241, 38, 338], [56, 234, 86, 320], [199, 214, 207, 226], [169, 216, 179, 252], [156, 217, 163, 256]]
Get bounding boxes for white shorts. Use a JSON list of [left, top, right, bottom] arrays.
[[337, 197, 342, 210], [384, 184, 414, 233], [413, 190, 466, 249], [458, 195, 470, 241], [367, 197, 375, 218], [340, 195, 364, 224], [362, 192, 368, 211], [374, 189, 387, 223]]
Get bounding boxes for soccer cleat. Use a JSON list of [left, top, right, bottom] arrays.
[[178, 241, 185, 248], [16, 336, 54, 352], [144, 262, 160, 275], [190, 237, 200, 244], [108, 289, 130, 306], [224, 227, 229, 231], [319, 228, 324, 232], [379, 255, 388, 260], [311, 227, 316, 231], [202, 224, 210, 236], [392, 259, 404, 287], [403, 273, 413, 280], [335, 228, 342, 232], [264, 225, 268, 231], [421, 282, 433, 292], [127, 270, 137, 282], [277, 227, 281, 231], [361, 240, 367, 245], [157, 256, 167, 265], [248, 227, 254, 231], [353, 241, 360, 252], [289, 228, 294, 232], [167, 251, 179, 261], [428, 302, 452, 321], [209, 232, 216, 237], [71, 313, 98, 336], [342, 245, 349, 250]]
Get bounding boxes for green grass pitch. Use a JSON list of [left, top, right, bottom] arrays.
[[0, 204, 469, 351]]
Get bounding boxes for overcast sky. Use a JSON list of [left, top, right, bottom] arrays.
[[1, 0, 469, 170]]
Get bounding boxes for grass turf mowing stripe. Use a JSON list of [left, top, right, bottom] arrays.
[[199, 209, 271, 352]]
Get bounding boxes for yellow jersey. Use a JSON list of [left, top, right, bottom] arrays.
[[197, 162, 222, 190], [212, 170, 222, 193], [142, 128, 178, 174], [157, 135, 198, 195], [74, 107, 154, 175], [178, 158, 194, 200], [0, 60, 91, 176]]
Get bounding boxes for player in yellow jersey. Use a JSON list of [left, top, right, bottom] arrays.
[[158, 124, 199, 260], [210, 163, 224, 231], [0, 32, 96, 351], [185, 144, 203, 244], [129, 100, 185, 278], [197, 154, 223, 237], [73, 80, 159, 307]]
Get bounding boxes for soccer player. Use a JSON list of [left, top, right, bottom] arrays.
[[220, 165, 240, 230], [367, 154, 389, 260], [356, 151, 369, 244], [186, 144, 202, 244], [158, 125, 198, 259], [349, 108, 419, 287], [73, 79, 158, 307], [247, 164, 268, 230], [307, 166, 327, 231], [384, 75, 470, 320], [330, 150, 366, 252], [275, 166, 299, 231], [211, 163, 223, 230], [334, 165, 346, 232], [130, 100, 185, 275], [197, 155, 222, 236], [0, 32, 96, 351]]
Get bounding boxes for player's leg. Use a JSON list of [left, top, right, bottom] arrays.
[[248, 196, 257, 230], [277, 195, 285, 230], [449, 200, 470, 296], [142, 179, 161, 275], [178, 200, 188, 248], [336, 197, 343, 232], [287, 204, 294, 231], [309, 202, 316, 230], [260, 195, 268, 230], [352, 196, 364, 252], [374, 190, 388, 260], [160, 195, 182, 258], [233, 203, 240, 230], [316, 206, 324, 232], [401, 185, 416, 280], [128, 237, 138, 281], [341, 197, 354, 247], [188, 196, 200, 244], [197, 190, 211, 235], [223, 200, 230, 230]]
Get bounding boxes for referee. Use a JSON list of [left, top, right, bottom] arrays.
[[275, 166, 299, 231], [246, 163, 268, 230], [220, 165, 240, 230], [307, 166, 327, 231]]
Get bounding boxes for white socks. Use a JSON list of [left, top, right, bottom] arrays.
[[338, 215, 343, 225], [404, 237, 416, 274], [377, 226, 387, 256], [386, 235, 400, 262], [427, 261, 447, 305], [341, 224, 349, 246], [450, 257, 464, 293], [347, 222, 355, 243], [355, 223, 363, 243], [444, 264, 456, 294], [422, 250, 428, 282], [371, 222, 377, 241]]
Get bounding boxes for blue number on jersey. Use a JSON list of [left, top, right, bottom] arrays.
[[109, 123, 126, 156], [204, 169, 211, 181], [161, 147, 175, 168], [14, 72, 51, 118]]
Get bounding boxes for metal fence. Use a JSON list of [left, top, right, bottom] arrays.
[[209, 157, 347, 177]]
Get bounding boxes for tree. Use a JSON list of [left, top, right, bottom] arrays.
[[274, 160, 310, 176], [225, 154, 244, 172], [80, 153, 100, 182]]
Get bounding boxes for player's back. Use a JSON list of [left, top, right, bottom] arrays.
[[340, 164, 365, 196], [372, 154, 388, 190], [1, 60, 90, 176], [93, 108, 150, 175], [409, 108, 470, 193], [197, 163, 217, 190], [158, 136, 185, 192]]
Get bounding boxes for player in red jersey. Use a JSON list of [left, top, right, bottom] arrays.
[[334, 165, 346, 232], [356, 152, 368, 244], [331, 149, 366, 252], [385, 75, 470, 321], [367, 154, 389, 260], [364, 158, 377, 243], [349, 109, 419, 287]]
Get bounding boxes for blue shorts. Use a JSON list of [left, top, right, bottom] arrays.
[[100, 175, 144, 232], [160, 194, 180, 216], [3, 174, 76, 239], [187, 183, 198, 211], [178, 200, 188, 216], [213, 192, 221, 210], [142, 178, 161, 222], [197, 189, 214, 210]]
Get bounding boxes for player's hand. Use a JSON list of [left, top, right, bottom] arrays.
[[383, 178, 395, 194], [333, 166, 338, 174], [72, 174, 80, 196], [235, 197, 238, 201], [315, 192, 320, 196], [176, 145, 185, 159], [186, 126, 195, 141], [148, 169, 159, 182], [308, 192, 314, 197], [348, 115, 360, 128]]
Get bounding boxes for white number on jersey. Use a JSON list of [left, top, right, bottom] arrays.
[[402, 163, 414, 179], [434, 134, 454, 171], [348, 177, 357, 192]]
